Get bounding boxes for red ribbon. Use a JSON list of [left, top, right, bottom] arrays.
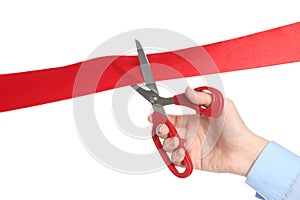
[[1, 22, 300, 112]]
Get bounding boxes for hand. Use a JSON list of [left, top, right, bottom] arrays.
[[149, 87, 269, 176]]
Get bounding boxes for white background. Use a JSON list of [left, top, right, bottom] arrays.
[[0, 0, 300, 199]]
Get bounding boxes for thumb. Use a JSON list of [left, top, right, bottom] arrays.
[[185, 87, 212, 107]]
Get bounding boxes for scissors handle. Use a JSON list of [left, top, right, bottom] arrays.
[[173, 86, 224, 118], [152, 111, 193, 178]]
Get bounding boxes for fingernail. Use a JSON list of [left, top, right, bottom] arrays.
[[172, 137, 179, 148], [176, 148, 184, 156], [172, 148, 185, 163], [148, 115, 153, 122], [186, 86, 195, 93], [155, 124, 163, 135], [186, 87, 196, 97]]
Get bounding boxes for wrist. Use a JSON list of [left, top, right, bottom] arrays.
[[240, 132, 269, 176], [229, 131, 269, 176]]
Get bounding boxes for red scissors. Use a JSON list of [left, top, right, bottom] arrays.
[[132, 40, 224, 178]]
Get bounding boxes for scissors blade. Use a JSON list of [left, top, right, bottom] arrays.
[[131, 85, 168, 117], [153, 104, 168, 117], [135, 39, 159, 95]]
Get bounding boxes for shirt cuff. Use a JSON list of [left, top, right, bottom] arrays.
[[246, 141, 300, 200]]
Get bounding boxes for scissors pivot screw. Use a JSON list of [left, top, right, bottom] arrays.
[[149, 94, 159, 103]]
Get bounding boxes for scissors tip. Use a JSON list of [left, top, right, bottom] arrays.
[[135, 39, 142, 50]]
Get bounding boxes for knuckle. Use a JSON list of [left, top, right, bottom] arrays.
[[225, 98, 235, 107]]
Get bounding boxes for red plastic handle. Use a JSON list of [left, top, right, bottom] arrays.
[[152, 111, 193, 178], [173, 86, 224, 118]]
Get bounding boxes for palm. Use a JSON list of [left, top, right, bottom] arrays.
[[169, 100, 252, 173]]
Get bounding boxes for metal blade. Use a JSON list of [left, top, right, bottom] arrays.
[[135, 39, 159, 95], [152, 104, 168, 117], [131, 85, 152, 103], [131, 84, 168, 117]]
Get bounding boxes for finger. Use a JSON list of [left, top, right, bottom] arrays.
[[147, 115, 153, 123], [162, 137, 179, 152], [171, 148, 185, 165], [185, 87, 212, 107], [167, 114, 191, 129], [149, 114, 191, 129], [155, 124, 169, 139]]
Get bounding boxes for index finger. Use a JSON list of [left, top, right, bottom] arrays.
[[148, 114, 191, 129]]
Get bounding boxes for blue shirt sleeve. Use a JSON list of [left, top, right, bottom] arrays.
[[286, 174, 300, 200], [246, 141, 300, 200]]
